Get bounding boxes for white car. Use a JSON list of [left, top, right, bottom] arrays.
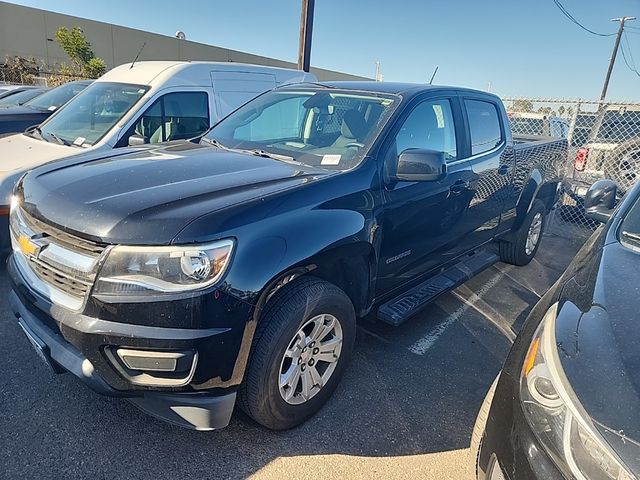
[[0, 61, 316, 243]]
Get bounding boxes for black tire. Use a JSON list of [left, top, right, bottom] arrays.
[[499, 199, 545, 266], [238, 276, 356, 430], [604, 138, 640, 191], [469, 374, 500, 475]]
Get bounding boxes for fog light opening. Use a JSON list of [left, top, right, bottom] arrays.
[[105, 347, 198, 387]]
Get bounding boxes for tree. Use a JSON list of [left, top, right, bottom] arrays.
[[511, 99, 534, 113], [55, 26, 106, 78]]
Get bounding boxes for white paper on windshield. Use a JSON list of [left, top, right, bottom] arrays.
[[47, 106, 57, 111], [73, 137, 86, 146], [321, 154, 341, 165]]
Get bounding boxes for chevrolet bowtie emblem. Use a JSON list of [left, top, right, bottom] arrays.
[[18, 234, 42, 257]]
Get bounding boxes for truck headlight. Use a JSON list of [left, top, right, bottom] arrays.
[[93, 239, 234, 297], [520, 303, 634, 480]]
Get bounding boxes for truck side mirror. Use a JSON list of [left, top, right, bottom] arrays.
[[585, 179, 617, 224], [128, 134, 149, 146], [394, 148, 447, 182]]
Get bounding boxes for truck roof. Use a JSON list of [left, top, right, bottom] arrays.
[[298, 81, 501, 101], [95, 61, 316, 89]]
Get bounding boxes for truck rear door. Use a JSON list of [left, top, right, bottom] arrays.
[[210, 71, 276, 121], [460, 95, 515, 246]]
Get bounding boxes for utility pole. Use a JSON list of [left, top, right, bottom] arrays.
[[600, 16, 636, 101], [297, 0, 315, 72], [375, 60, 383, 82]]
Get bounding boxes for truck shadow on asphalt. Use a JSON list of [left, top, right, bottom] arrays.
[[0, 233, 584, 479]]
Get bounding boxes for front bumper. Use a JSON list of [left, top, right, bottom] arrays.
[[478, 372, 566, 480], [8, 255, 242, 430]]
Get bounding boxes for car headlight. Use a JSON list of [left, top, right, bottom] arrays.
[[520, 303, 635, 480], [93, 239, 234, 297]]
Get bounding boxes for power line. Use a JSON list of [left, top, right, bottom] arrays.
[[620, 33, 640, 77], [623, 34, 638, 69], [552, 0, 616, 36]]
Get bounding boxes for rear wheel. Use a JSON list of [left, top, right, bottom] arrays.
[[605, 138, 640, 191], [499, 200, 545, 266], [238, 276, 356, 430]]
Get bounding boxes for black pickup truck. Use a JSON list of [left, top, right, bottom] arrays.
[[8, 82, 567, 431]]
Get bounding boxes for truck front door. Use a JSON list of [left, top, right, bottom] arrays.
[[376, 95, 476, 296]]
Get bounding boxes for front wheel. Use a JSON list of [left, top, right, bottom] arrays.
[[238, 276, 356, 430], [499, 200, 546, 266]]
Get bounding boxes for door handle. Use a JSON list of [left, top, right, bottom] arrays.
[[498, 165, 510, 175], [449, 180, 470, 195]]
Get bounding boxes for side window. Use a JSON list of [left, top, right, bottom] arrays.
[[121, 91, 209, 146], [157, 92, 209, 142], [234, 96, 306, 141], [133, 97, 162, 141], [465, 99, 503, 155], [394, 99, 457, 161]]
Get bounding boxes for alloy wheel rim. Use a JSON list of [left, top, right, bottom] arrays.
[[278, 313, 343, 405], [525, 212, 543, 256], [618, 149, 640, 188]]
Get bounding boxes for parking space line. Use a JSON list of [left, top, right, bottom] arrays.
[[407, 269, 507, 356], [452, 285, 517, 343], [493, 262, 542, 298]]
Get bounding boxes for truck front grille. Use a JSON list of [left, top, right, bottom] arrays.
[[10, 207, 106, 310], [30, 258, 94, 298]]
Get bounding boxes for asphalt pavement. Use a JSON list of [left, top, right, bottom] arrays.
[[0, 229, 585, 480]]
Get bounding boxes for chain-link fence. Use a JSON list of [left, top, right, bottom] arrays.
[[502, 97, 640, 242], [0, 68, 85, 87]]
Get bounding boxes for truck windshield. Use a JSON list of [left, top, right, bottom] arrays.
[[203, 89, 398, 170], [595, 109, 640, 142], [24, 81, 88, 111], [0, 88, 46, 107], [39, 82, 148, 146]]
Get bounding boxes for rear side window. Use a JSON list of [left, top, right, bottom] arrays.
[[465, 99, 503, 155]]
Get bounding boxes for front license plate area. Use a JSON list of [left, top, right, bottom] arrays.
[[18, 320, 58, 373]]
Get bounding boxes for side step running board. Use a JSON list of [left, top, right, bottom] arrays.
[[377, 250, 499, 326]]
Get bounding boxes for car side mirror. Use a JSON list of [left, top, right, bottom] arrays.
[[128, 134, 149, 146], [394, 149, 447, 182], [585, 179, 617, 223]]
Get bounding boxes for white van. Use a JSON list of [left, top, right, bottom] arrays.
[[0, 61, 316, 211]]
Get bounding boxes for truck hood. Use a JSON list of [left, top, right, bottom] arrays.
[[0, 133, 73, 172], [20, 142, 333, 244]]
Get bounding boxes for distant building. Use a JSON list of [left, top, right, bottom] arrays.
[[0, 1, 367, 82]]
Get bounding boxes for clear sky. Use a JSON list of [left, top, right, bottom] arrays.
[[5, 0, 640, 100]]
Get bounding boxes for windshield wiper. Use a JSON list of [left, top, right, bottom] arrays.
[[44, 131, 73, 147], [201, 138, 298, 163], [25, 125, 44, 140], [249, 149, 298, 163]]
